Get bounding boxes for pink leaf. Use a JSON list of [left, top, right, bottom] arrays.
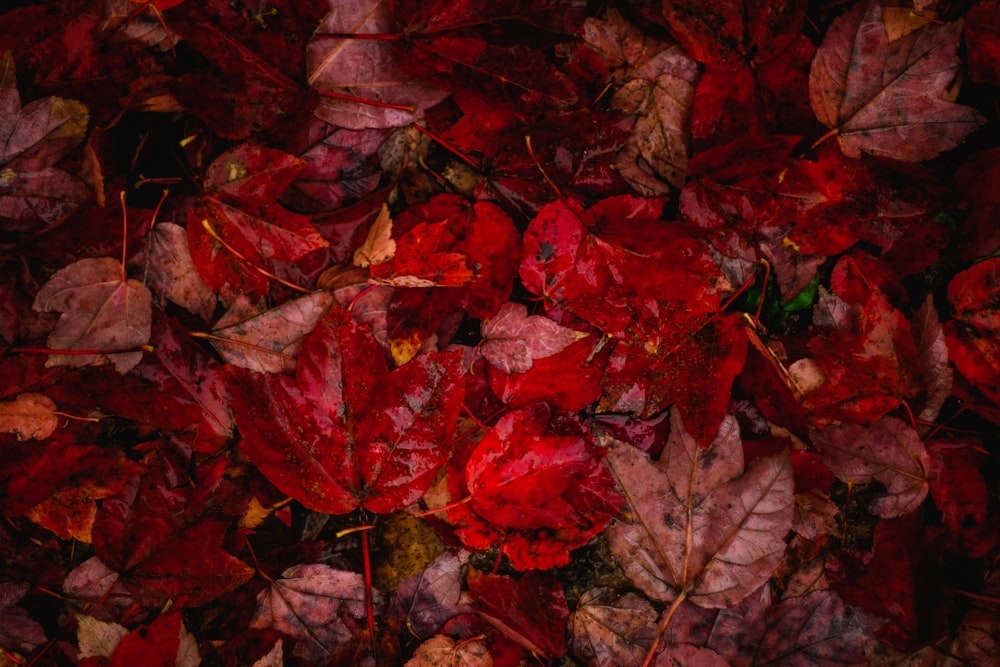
[[146, 222, 216, 321], [404, 635, 492, 667], [812, 416, 930, 518], [480, 302, 588, 374], [307, 0, 450, 129], [605, 408, 794, 608], [809, 0, 985, 161], [250, 564, 380, 663], [32, 257, 152, 374]]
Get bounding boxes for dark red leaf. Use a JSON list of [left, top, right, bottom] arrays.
[[229, 302, 464, 514], [467, 569, 569, 658]]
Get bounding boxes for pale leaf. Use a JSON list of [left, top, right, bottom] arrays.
[[76, 613, 127, 659], [146, 222, 216, 321], [480, 302, 588, 374], [404, 635, 493, 667], [569, 588, 658, 667], [0, 393, 58, 441], [605, 408, 794, 608], [32, 257, 152, 374], [809, 0, 985, 161], [353, 202, 395, 268], [306, 0, 449, 129], [813, 416, 930, 518], [210, 291, 333, 373], [912, 296, 951, 428]]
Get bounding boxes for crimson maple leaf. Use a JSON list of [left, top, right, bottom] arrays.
[[228, 302, 465, 514]]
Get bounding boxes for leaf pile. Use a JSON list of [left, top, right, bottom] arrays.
[[1, 0, 999, 665]]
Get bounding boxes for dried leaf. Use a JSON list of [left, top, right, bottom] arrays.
[[569, 587, 658, 667], [809, 0, 985, 160], [0, 393, 58, 440], [405, 635, 493, 667], [76, 613, 127, 659], [605, 408, 794, 608], [32, 257, 152, 374], [353, 202, 396, 268]]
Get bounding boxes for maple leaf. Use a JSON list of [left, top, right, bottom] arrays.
[[480, 302, 588, 374], [488, 336, 604, 411], [208, 291, 334, 374], [250, 564, 381, 663], [569, 587, 659, 666], [605, 408, 794, 608], [307, 0, 450, 129], [809, 0, 985, 161], [444, 403, 623, 570], [228, 302, 464, 514], [467, 569, 569, 658], [186, 144, 329, 302], [0, 392, 58, 440], [145, 222, 216, 321], [812, 416, 930, 518], [0, 51, 90, 231], [32, 257, 153, 374]]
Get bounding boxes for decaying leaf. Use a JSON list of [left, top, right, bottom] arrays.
[[0, 393, 58, 440], [605, 408, 794, 608], [809, 0, 985, 160], [32, 257, 152, 374]]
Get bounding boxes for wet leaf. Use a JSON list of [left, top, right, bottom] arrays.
[[480, 302, 588, 374]]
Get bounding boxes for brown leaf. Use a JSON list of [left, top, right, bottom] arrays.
[[569, 587, 658, 667], [809, 0, 985, 161], [404, 635, 493, 667], [0, 393, 58, 440], [145, 222, 216, 321], [605, 408, 794, 608], [812, 415, 930, 518], [32, 257, 152, 374], [353, 202, 396, 268]]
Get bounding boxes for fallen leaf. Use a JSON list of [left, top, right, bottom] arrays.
[[480, 302, 588, 374], [445, 403, 623, 570], [250, 564, 380, 663], [0, 582, 46, 655], [569, 587, 658, 667], [353, 202, 396, 268], [32, 257, 153, 374], [76, 613, 127, 659], [0, 51, 90, 231], [209, 291, 334, 374], [228, 302, 464, 514], [468, 569, 568, 658], [307, 0, 450, 129], [0, 392, 58, 440], [605, 408, 794, 608], [145, 222, 216, 321], [404, 634, 493, 667], [812, 415, 930, 518], [809, 0, 985, 160]]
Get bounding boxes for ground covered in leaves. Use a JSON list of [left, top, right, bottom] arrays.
[[1, 0, 1000, 665]]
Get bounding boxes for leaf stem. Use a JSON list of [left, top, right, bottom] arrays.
[[410, 495, 472, 518], [7, 345, 154, 356], [188, 331, 296, 362], [642, 590, 688, 667], [413, 123, 481, 170], [809, 127, 839, 152], [361, 529, 377, 659], [199, 219, 311, 294], [317, 90, 416, 112]]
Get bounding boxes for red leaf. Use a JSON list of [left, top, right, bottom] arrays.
[[809, 0, 984, 161], [467, 569, 569, 658], [229, 302, 464, 514], [445, 403, 622, 570], [965, 1, 1000, 86], [488, 335, 604, 411], [661, 0, 807, 70], [108, 612, 182, 667], [600, 313, 748, 441]]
